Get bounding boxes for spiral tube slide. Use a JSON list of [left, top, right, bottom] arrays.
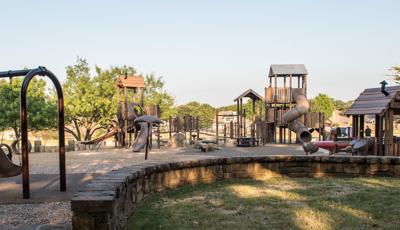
[[282, 89, 319, 154]]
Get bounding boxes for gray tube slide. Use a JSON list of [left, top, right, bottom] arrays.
[[282, 89, 319, 154], [132, 123, 149, 152]]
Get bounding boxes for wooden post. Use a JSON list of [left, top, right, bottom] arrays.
[[168, 116, 172, 138], [388, 109, 394, 155], [196, 116, 200, 140], [224, 124, 227, 144], [236, 100, 240, 139], [384, 111, 389, 156], [243, 109, 247, 137], [124, 87, 128, 148], [352, 115, 357, 139], [157, 124, 160, 149], [240, 98, 243, 138], [230, 121, 234, 139], [189, 116, 192, 143], [176, 116, 180, 133], [359, 115, 365, 138], [216, 112, 219, 144]]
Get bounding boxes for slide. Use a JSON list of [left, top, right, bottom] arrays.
[[132, 123, 150, 152], [0, 148, 21, 178], [80, 130, 118, 145], [283, 88, 319, 154]]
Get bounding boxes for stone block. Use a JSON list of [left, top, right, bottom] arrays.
[[394, 165, 400, 177], [319, 163, 344, 173], [343, 163, 360, 174], [72, 214, 95, 230]]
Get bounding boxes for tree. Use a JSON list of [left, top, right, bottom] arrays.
[[176, 101, 215, 128], [63, 58, 137, 141], [218, 99, 265, 121], [144, 74, 176, 120], [389, 66, 400, 84], [0, 78, 57, 139], [333, 99, 353, 115], [310, 93, 335, 118], [63, 57, 176, 141]]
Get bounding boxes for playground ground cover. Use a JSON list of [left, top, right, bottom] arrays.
[[128, 177, 400, 230]]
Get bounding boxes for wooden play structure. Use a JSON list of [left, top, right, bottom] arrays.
[[115, 74, 162, 159], [167, 115, 200, 143], [233, 89, 264, 146], [264, 64, 325, 144], [214, 65, 324, 149], [345, 83, 400, 156], [116, 74, 146, 147]]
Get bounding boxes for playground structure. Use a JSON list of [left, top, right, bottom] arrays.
[[215, 64, 324, 152], [166, 115, 200, 145], [80, 74, 162, 157], [343, 82, 400, 156], [233, 89, 264, 147], [115, 74, 162, 158], [0, 67, 65, 199], [265, 65, 324, 147]]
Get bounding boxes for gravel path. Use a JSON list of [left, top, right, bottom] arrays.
[[0, 144, 323, 229], [0, 202, 71, 230]]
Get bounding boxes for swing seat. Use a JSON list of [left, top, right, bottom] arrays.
[[0, 148, 22, 178]]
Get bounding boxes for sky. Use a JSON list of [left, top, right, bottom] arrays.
[[0, 0, 399, 107]]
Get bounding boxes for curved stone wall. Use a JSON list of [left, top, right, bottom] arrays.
[[71, 155, 400, 229]]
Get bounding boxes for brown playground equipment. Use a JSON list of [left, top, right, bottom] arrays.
[[264, 64, 323, 152], [342, 81, 400, 156], [216, 64, 324, 152], [233, 89, 264, 147], [116, 74, 162, 159], [80, 74, 162, 159], [165, 115, 200, 146]]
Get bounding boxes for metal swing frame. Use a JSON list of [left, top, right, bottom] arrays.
[[0, 66, 66, 199]]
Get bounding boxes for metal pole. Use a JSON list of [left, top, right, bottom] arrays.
[[145, 122, 151, 160], [20, 67, 66, 199]]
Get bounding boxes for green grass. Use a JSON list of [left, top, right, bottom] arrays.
[[128, 177, 400, 230]]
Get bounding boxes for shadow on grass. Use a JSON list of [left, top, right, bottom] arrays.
[[128, 177, 400, 230]]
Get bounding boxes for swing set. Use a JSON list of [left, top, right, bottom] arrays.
[[0, 67, 66, 199]]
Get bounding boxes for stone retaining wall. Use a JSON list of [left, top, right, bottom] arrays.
[[71, 155, 400, 230]]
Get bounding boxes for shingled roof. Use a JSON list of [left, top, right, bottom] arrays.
[[234, 89, 264, 102], [268, 64, 308, 77], [345, 86, 400, 116]]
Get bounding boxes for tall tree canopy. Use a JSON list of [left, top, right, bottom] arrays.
[[333, 99, 353, 115], [310, 93, 335, 118], [144, 74, 176, 120], [0, 78, 57, 139], [64, 57, 175, 141], [176, 101, 215, 128]]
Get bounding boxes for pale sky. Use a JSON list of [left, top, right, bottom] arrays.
[[0, 0, 399, 106]]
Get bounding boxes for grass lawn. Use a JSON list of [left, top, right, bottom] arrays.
[[128, 177, 400, 230]]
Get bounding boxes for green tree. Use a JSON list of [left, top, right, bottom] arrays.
[[144, 74, 176, 120], [310, 93, 335, 118], [333, 99, 353, 115], [63, 57, 176, 141], [389, 66, 400, 84], [64, 58, 136, 141], [0, 78, 57, 139], [176, 101, 215, 128], [218, 99, 265, 121]]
